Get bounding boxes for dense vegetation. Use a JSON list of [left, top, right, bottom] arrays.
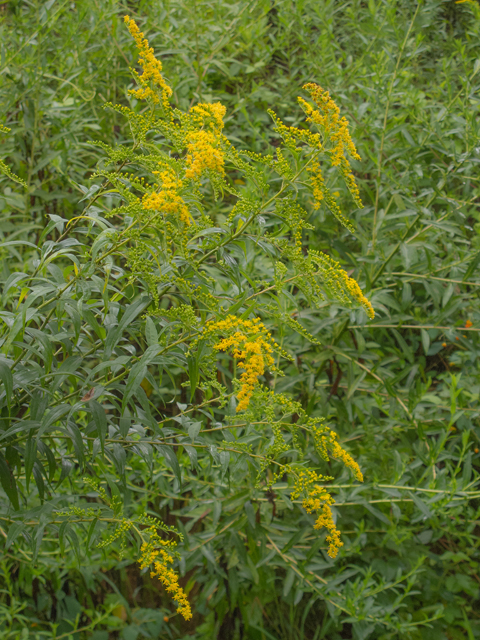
[[1, 1, 480, 639]]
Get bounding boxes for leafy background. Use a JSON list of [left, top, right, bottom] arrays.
[[1, 0, 480, 639]]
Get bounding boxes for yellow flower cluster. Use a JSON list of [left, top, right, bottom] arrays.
[[330, 435, 363, 482], [307, 160, 325, 208], [185, 130, 225, 180], [190, 102, 226, 131], [138, 537, 191, 621], [150, 554, 192, 621], [308, 494, 342, 558], [299, 83, 363, 211], [299, 84, 360, 165], [312, 423, 363, 482], [291, 469, 342, 558], [339, 160, 363, 208], [143, 164, 190, 226], [185, 103, 226, 181], [206, 316, 275, 411], [340, 270, 375, 320], [307, 249, 374, 318], [124, 16, 172, 108]]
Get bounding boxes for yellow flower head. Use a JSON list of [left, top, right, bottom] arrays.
[[143, 163, 190, 226], [150, 554, 192, 621], [291, 470, 343, 558], [300, 83, 360, 163], [190, 102, 226, 131], [206, 315, 275, 411], [340, 270, 375, 320], [124, 16, 172, 108], [138, 533, 191, 620], [185, 129, 225, 180], [185, 102, 226, 181], [299, 83, 363, 212]]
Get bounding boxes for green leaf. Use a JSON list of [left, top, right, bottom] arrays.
[[421, 329, 430, 355], [86, 517, 99, 549], [26, 328, 54, 374], [110, 443, 126, 479], [462, 452, 472, 486], [228, 567, 239, 607], [282, 529, 304, 554], [119, 296, 151, 332], [0, 450, 19, 510], [219, 451, 230, 479], [91, 228, 116, 261], [0, 240, 38, 250], [24, 437, 37, 492], [83, 309, 106, 341], [31, 525, 45, 563], [463, 251, 480, 282], [224, 291, 248, 317], [156, 444, 182, 486], [188, 355, 199, 401], [1, 312, 26, 356], [30, 391, 48, 422], [244, 501, 256, 529], [145, 316, 158, 347], [52, 356, 83, 392], [184, 445, 198, 469], [57, 458, 73, 487], [187, 420, 202, 442], [0, 360, 13, 410], [0, 420, 41, 444], [188, 227, 226, 242], [39, 404, 70, 438], [58, 521, 68, 555], [283, 568, 295, 598], [39, 442, 57, 481], [90, 400, 107, 454], [122, 346, 158, 412], [33, 461, 45, 501], [5, 521, 24, 551], [239, 300, 257, 320], [67, 422, 85, 470]]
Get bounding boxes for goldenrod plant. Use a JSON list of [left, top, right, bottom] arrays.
[[0, 13, 371, 624], [1, 2, 480, 638]]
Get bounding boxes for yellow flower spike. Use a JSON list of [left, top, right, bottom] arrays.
[[143, 164, 190, 226], [137, 534, 191, 620], [340, 270, 374, 320], [329, 433, 363, 482], [184, 102, 226, 180], [307, 161, 325, 208], [148, 559, 192, 621], [289, 425, 363, 558], [124, 16, 172, 108], [298, 83, 364, 218], [291, 470, 344, 558], [190, 102, 226, 131], [208, 315, 276, 411], [185, 130, 225, 180]]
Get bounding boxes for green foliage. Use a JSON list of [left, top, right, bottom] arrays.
[[1, 1, 480, 639]]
